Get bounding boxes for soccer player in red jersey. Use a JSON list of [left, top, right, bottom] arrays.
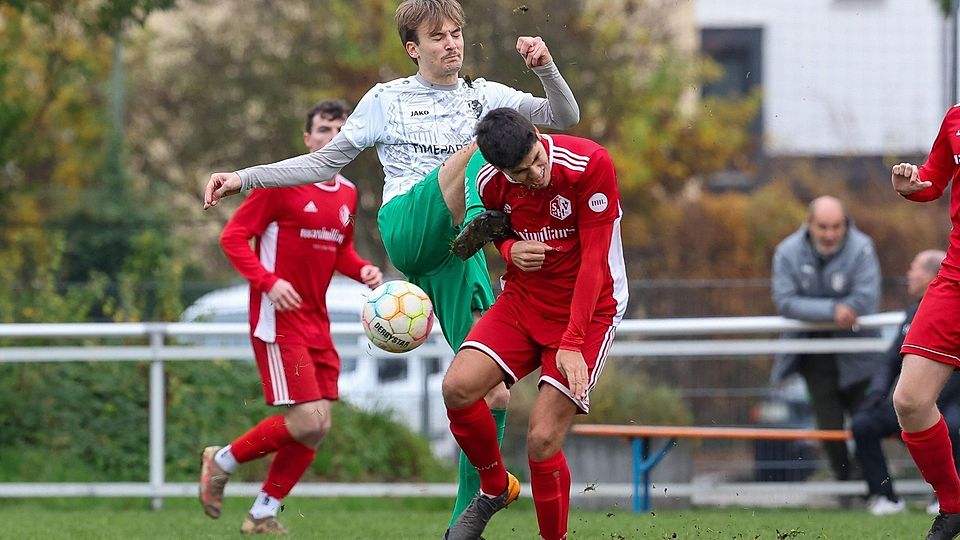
[[443, 108, 628, 540], [199, 99, 383, 534], [891, 105, 960, 540]]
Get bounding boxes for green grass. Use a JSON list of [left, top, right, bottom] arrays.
[[0, 497, 936, 539]]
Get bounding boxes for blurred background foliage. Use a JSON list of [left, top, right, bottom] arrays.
[[1, 0, 947, 322]]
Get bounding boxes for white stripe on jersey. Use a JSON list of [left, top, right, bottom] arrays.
[[476, 164, 500, 199], [542, 133, 589, 173], [253, 222, 280, 343], [608, 203, 629, 324], [587, 325, 617, 393], [553, 156, 587, 172], [267, 342, 293, 405], [553, 146, 590, 167]]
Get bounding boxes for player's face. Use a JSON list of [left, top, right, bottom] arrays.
[[907, 254, 934, 297], [807, 210, 846, 256], [303, 115, 346, 153], [504, 141, 551, 189], [408, 19, 463, 83]]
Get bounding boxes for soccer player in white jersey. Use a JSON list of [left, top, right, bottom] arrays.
[[201, 0, 580, 530]]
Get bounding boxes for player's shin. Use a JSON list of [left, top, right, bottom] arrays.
[[529, 450, 571, 540], [448, 407, 509, 526], [903, 416, 960, 513], [447, 400, 508, 496], [262, 441, 317, 500]]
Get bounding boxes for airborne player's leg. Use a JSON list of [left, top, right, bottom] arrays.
[[376, 150, 510, 528]]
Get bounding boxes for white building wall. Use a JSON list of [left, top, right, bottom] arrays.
[[697, 0, 946, 156]]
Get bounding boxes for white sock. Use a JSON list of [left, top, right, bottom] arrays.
[[249, 491, 282, 519], [214, 445, 239, 474]]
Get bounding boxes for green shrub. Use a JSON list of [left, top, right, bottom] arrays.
[[0, 361, 453, 482]]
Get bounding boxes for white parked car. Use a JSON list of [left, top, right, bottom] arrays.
[[180, 277, 455, 457]]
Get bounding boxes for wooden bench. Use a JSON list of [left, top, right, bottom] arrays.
[[570, 424, 852, 513]]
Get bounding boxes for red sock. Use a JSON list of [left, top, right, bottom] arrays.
[[229, 415, 295, 463], [262, 440, 317, 500], [529, 451, 570, 540], [903, 415, 960, 513], [447, 400, 506, 495]]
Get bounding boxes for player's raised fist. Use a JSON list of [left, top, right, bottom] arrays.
[[516, 36, 552, 68], [204, 172, 242, 209], [890, 162, 931, 196]]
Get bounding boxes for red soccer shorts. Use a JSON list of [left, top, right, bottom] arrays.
[[901, 276, 960, 367], [251, 337, 340, 405], [459, 297, 617, 413]]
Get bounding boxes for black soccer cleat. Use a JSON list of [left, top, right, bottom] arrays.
[[451, 210, 515, 260], [927, 512, 960, 540]]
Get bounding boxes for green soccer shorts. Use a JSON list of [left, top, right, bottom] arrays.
[[377, 151, 494, 351]]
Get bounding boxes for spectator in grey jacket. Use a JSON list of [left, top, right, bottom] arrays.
[[771, 196, 882, 481]]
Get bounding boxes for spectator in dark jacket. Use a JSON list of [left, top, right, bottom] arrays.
[[771, 196, 882, 481], [852, 249, 955, 516]]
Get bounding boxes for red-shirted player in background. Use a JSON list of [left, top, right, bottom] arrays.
[[891, 105, 960, 540], [199, 99, 383, 535], [443, 108, 628, 540]]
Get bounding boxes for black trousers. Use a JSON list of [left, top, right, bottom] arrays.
[[852, 399, 960, 499], [797, 354, 869, 480]]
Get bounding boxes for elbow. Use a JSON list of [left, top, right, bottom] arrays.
[[559, 108, 580, 130]]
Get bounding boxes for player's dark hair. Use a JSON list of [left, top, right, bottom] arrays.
[[395, 0, 465, 65], [305, 99, 352, 134], [475, 108, 539, 170]]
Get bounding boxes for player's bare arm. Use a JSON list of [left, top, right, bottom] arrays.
[[509, 240, 553, 272], [516, 36, 552, 68], [556, 349, 588, 401], [891, 162, 932, 196], [203, 172, 242, 209]]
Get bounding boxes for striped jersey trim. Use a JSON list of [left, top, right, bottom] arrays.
[[266, 342, 293, 405]]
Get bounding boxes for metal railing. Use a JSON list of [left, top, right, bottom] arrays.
[[0, 312, 905, 508]]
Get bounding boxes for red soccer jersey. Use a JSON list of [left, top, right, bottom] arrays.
[[220, 176, 369, 348], [476, 134, 629, 341], [913, 105, 960, 281]]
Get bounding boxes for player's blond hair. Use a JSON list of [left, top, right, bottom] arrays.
[[396, 0, 465, 52]]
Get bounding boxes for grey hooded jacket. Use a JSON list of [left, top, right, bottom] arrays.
[[770, 221, 882, 389]]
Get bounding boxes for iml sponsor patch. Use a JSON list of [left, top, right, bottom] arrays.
[[588, 193, 608, 213]]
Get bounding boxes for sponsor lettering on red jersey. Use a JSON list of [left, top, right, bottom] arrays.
[[475, 134, 628, 330]]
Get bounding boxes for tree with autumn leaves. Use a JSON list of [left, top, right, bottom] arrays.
[[1, 0, 945, 323]]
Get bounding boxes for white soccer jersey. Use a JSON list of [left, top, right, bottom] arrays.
[[341, 74, 532, 204]]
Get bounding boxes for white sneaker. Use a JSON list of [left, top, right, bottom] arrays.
[[928, 498, 941, 515], [866, 495, 906, 516]]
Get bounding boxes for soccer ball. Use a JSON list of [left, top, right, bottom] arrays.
[[361, 280, 435, 353]]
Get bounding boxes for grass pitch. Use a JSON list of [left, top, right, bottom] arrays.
[[0, 496, 934, 539]]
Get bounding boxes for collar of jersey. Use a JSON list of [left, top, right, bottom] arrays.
[[313, 175, 341, 191], [414, 73, 460, 91]]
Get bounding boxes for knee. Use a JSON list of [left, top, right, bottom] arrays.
[[484, 384, 510, 409], [892, 384, 928, 419], [442, 370, 474, 409], [527, 424, 561, 462], [288, 409, 332, 448]]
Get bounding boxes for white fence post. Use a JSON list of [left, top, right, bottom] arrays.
[[148, 324, 166, 511]]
